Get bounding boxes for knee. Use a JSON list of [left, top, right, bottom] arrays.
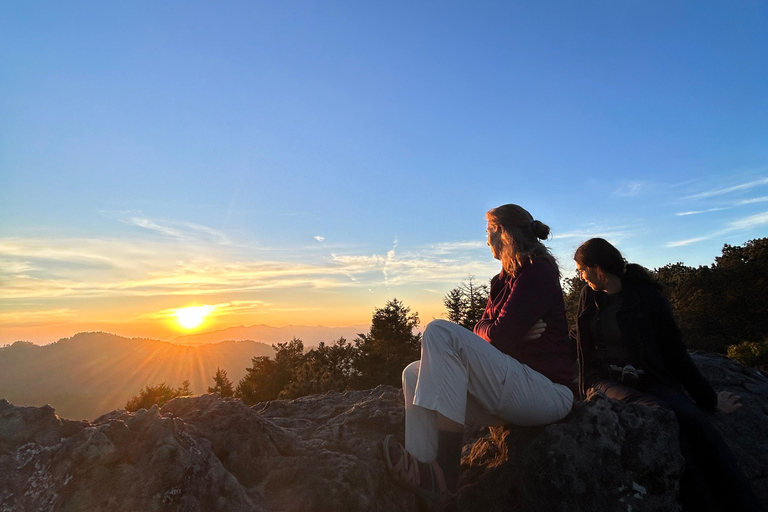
[[424, 319, 451, 336], [422, 319, 457, 351], [402, 360, 420, 390]]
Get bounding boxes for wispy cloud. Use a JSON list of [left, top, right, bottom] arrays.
[[383, 237, 398, 285], [728, 211, 768, 230], [738, 196, 768, 205], [674, 192, 768, 217], [612, 181, 648, 197], [666, 237, 709, 248], [683, 177, 768, 201], [0, 308, 75, 325], [665, 210, 768, 247], [552, 228, 631, 241], [427, 241, 487, 254], [675, 207, 728, 216], [0, 232, 501, 301], [0, 259, 38, 274], [0, 238, 126, 267], [119, 213, 231, 244]]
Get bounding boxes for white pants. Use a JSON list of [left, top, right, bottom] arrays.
[[404, 319, 573, 462]]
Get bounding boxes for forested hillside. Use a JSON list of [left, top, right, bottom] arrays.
[[0, 333, 273, 419]]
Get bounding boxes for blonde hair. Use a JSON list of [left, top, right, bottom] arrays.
[[486, 204, 558, 277]]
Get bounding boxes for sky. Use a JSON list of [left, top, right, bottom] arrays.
[[1, 1, 767, 344]]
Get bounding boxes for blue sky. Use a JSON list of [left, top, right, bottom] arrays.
[[1, 1, 767, 343]]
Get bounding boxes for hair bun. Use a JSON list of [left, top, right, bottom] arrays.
[[530, 220, 550, 240]]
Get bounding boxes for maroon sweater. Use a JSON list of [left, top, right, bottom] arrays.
[[474, 259, 576, 393]]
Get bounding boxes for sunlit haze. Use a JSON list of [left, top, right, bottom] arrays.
[[1, 2, 766, 344], [175, 306, 214, 331]]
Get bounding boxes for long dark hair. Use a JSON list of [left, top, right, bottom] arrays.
[[574, 238, 660, 289], [486, 204, 559, 277]]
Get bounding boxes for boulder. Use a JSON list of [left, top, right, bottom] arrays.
[[690, 351, 768, 500], [460, 397, 684, 512], [0, 352, 765, 511]]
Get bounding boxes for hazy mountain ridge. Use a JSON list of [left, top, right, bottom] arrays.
[[170, 323, 369, 346], [0, 332, 275, 420]]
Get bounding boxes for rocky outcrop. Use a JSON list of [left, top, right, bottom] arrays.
[[0, 352, 766, 511], [690, 351, 768, 500], [0, 388, 410, 512], [460, 399, 685, 512]]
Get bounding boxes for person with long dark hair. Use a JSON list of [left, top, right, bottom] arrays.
[[383, 204, 576, 511], [574, 237, 764, 512]]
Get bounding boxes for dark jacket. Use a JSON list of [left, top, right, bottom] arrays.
[[575, 279, 717, 410], [474, 258, 576, 393]]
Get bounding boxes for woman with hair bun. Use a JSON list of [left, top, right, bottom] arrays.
[[383, 204, 576, 511], [574, 237, 764, 512]]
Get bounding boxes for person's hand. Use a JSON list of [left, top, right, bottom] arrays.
[[523, 319, 546, 341], [716, 391, 742, 414]]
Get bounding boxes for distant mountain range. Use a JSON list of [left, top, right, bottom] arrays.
[[0, 332, 276, 420], [170, 323, 369, 346]]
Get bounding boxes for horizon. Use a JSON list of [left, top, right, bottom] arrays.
[[2, 322, 374, 347], [2, 2, 766, 344]]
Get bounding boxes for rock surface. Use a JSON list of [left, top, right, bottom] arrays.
[[0, 352, 766, 512], [460, 398, 685, 512]]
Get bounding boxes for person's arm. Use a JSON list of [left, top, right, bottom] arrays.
[[476, 273, 502, 324], [576, 286, 605, 392], [473, 262, 554, 355]]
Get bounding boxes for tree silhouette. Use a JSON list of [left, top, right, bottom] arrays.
[[207, 367, 234, 398], [656, 237, 768, 353], [235, 338, 305, 405], [561, 274, 582, 333], [443, 276, 489, 330], [281, 337, 358, 398], [125, 381, 192, 412], [353, 298, 421, 388]]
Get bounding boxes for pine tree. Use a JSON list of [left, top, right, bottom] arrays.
[[353, 299, 421, 388], [281, 337, 358, 398], [235, 338, 305, 405], [207, 367, 234, 398], [125, 381, 192, 412], [443, 276, 490, 330]]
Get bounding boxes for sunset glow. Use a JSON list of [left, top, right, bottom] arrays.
[[1, 3, 766, 346], [175, 306, 213, 330]]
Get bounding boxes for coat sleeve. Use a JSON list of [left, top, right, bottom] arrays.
[[650, 291, 718, 410], [478, 274, 503, 323], [473, 262, 552, 355]]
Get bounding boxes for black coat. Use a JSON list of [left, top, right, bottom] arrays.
[[575, 280, 717, 410]]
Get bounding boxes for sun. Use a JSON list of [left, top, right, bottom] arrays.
[[175, 305, 213, 330]]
